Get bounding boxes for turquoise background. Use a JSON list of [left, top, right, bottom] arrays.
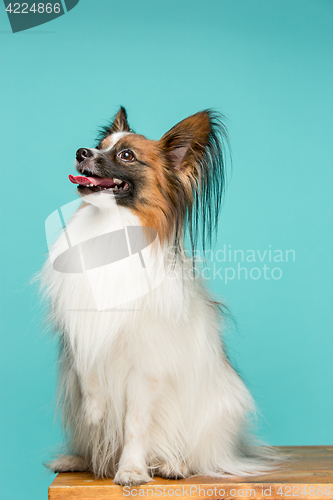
[[1, 1, 332, 499]]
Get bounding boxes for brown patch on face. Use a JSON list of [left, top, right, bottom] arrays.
[[113, 134, 178, 243], [114, 112, 217, 247]]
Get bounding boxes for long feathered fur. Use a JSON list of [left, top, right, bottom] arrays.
[[40, 108, 279, 484]]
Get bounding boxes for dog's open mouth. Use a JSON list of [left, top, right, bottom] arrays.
[[69, 174, 130, 193]]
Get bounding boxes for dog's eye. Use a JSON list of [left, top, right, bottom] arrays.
[[118, 150, 135, 162]]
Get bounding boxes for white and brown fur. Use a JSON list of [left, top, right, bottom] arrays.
[[41, 107, 278, 485]]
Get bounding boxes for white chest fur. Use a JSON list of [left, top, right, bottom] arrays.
[[41, 194, 274, 480]]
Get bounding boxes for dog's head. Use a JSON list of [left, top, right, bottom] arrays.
[[71, 107, 228, 247]]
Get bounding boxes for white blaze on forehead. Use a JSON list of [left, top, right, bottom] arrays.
[[102, 131, 130, 150]]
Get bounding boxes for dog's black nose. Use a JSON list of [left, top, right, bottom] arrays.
[[76, 148, 93, 163]]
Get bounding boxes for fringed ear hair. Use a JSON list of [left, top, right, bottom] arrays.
[[159, 110, 229, 253], [109, 106, 131, 133], [97, 106, 131, 143]]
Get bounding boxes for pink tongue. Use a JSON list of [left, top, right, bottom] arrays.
[[69, 175, 116, 188]]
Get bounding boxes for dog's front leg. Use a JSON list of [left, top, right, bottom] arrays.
[[82, 374, 105, 425], [78, 369, 106, 426], [114, 371, 159, 486]]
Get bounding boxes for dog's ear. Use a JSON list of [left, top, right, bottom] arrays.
[[159, 111, 213, 171], [109, 106, 131, 133], [159, 110, 228, 250], [97, 107, 131, 145]]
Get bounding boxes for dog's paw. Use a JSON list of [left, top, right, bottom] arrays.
[[114, 467, 151, 486], [45, 455, 89, 473], [157, 461, 190, 479]]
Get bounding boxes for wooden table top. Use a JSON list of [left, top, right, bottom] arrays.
[[48, 446, 333, 500]]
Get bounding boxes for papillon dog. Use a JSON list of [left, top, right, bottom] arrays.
[[41, 107, 277, 485]]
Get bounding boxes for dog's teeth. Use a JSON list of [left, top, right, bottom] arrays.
[[113, 185, 119, 191], [113, 178, 122, 184]]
